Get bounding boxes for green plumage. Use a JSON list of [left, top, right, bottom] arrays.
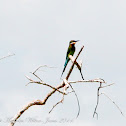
[[61, 40, 84, 80], [61, 40, 77, 77]]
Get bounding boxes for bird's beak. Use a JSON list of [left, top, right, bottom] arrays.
[[72, 40, 80, 44], [76, 40, 80, 42]]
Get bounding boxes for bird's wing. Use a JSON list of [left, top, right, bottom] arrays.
[[65, 46, 71, 59]]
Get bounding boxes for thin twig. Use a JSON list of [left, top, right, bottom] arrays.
[[32, 65, 56, 82], [69, 78, 106, 84], [100, 83, 115, 88], [67, 91, 74, 94], [93, 82, 115, 118], [63, 78, 80, 119], [100, 92, 126, 119], [33, 65, 56, 74], [93, 82, 102, 118], [69, 55, 84, 80], [25, 76, 66, 95], [31, 72, 43, 82], [0, 53, 15, 61], [69, 84, 80, 119], [49, 95, 64, 114], [48, 78, 78, 114]]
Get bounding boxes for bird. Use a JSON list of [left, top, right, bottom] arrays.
[[61, 40, 79, 77]]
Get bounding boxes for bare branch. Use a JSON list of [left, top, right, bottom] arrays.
[[9, 46, 117, 126], [49, 46, 85, 117], [25, 75, 66, 95], [93, 82, 115, 118], [63, 79, 70, 92], [24, 46, 85, 118], [69, 55, 81, 70], [63, 78, 81, 119], [100, 92, 126, 119], [100, 83, 115, 88], [0, 53, 15, 61], [31, 65, 57, 84], [49, 95, 64, 114], [9, 84, 65, 126], [66, 46, 84, 80], [31, 71, 43, 82], [93, 82, 102, 118], [48, 79, 72, 114], [9, 77, 110, 126], [33, 65, 56, 74], [69, 55, 84, 80], [69, 78, 106, 84], [69, 84, 80, 119]]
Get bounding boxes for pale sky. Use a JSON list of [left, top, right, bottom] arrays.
[[1, 0, 126, 126]]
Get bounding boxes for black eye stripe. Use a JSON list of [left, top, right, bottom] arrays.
[[71, 40, 76, 42]]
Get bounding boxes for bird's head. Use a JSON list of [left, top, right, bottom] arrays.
[[69, 40, 79, 45]]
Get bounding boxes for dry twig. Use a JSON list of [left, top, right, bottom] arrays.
[[33, 65, 56, 74], [49, 95, 64, 114], [69, 55, 84, 80], [0, 53, 15, 61], [100, 92, 126, 119], [93, 82, 115, 118], [9, 46, 85, 126], [9, 46, 118, 126], [25, 75, 66, 95]]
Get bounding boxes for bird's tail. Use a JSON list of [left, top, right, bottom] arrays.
[[80, 69, 84, 80], [61, 58, 69, 78]]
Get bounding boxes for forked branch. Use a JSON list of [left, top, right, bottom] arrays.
[[9, 46, 85, 126], [9, 46, 120, 126]]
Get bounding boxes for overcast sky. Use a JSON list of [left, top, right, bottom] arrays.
[[1, 0, 126, 126]]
